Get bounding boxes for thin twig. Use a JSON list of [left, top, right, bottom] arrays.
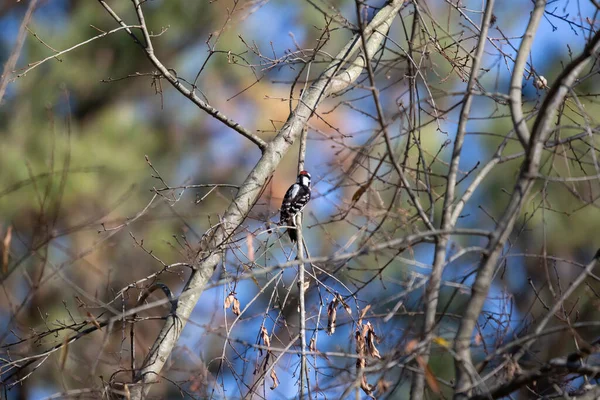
[[97, 0, 268, 152], [0, 0, 39, 104], [297, 124, 309, 398]]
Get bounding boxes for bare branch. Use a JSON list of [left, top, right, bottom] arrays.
[[0, 0, 38, 104], [509, 0, 546, 148], [97, 0, 268, 152], [412, 1, 496, 398], [454, 27, 600, 397], [124, 1, 406, 398]]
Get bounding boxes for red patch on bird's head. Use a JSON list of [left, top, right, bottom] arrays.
[[299, 170, 309, 175]]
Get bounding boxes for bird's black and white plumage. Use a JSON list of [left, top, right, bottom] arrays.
[[280, 170, 312, 242]]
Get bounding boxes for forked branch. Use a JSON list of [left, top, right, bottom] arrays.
[[453, 27, 600, 398], [95, 1, 407, 398]]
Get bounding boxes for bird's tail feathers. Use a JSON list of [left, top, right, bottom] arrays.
[[287, 227, 298, 243]]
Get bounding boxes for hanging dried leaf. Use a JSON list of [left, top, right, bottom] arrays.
[[2, 225, 12, 274], [355, 330, 366, 358], [366, 321, 376, 336], [404, 338, 439, 392], [260, 326, 271, 348], [260, 326, 272, 365], [225, 293, 241, 315], [123, 384, 131, 400], [225, 293, 234, 309], [337, 294, 352, 315], [356, 356, 366, 369], [309, 338, 316, 352], [408, 341, 440, 395], [422, 362, 441, 394], [269, 369, 279, 390], [59, 335, 69, 370], [342, 302, 352, 315], [366, 322, 381, 359], [326, 299, 338, 335], [246, 233, 254, 262], [376, 377, 391, 394], [232, 297, 241, 316], [405, 339, 418, 354], [361, 322, 370, 339], [358, 304, 371, 326], [360, 374, 375, 399], [352, 185, 367, 202]]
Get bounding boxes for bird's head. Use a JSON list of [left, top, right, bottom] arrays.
[[297, 170, 311, 187]]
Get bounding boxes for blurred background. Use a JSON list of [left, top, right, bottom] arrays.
[[1, 0, 600, 398]]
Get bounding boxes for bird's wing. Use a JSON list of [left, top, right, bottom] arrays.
[[282, 184, 300, 203]]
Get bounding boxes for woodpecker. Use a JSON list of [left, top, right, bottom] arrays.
[[280, 170, 312, 242]]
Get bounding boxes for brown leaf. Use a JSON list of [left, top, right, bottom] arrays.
[[406, 338, 439, 392], [123, 384, 131, 400], [232, 297, 241, 316], [225, 293, 234, 309], [269, 369, 279, 390], [360, 374, 375, 399], [246, 234, 254, 262], [337, 294, 352, 316], [356, 356, 366, 369], [225, 293, 241, 315], [355, 330, 366, 357], [260, 326, 270, 348], [2, 225, 12, 274], [366, 322, 381, 359], [405, 339, 418, 354], [352, 185, 367, 202], [361, 322, 370, 339], [327, 300, 338, 335], [412, 348, 440, 395], [376, 377, 391, 394], [59, 335, 69, 370], [422, 362, 441, 394], [358, 304, 371, 326]]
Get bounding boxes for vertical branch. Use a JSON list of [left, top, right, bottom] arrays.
[[410, 1, 496, 398], [509, 0, 546, 148], [297, 125, 308, 398], [353, 0, 434, 232]]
